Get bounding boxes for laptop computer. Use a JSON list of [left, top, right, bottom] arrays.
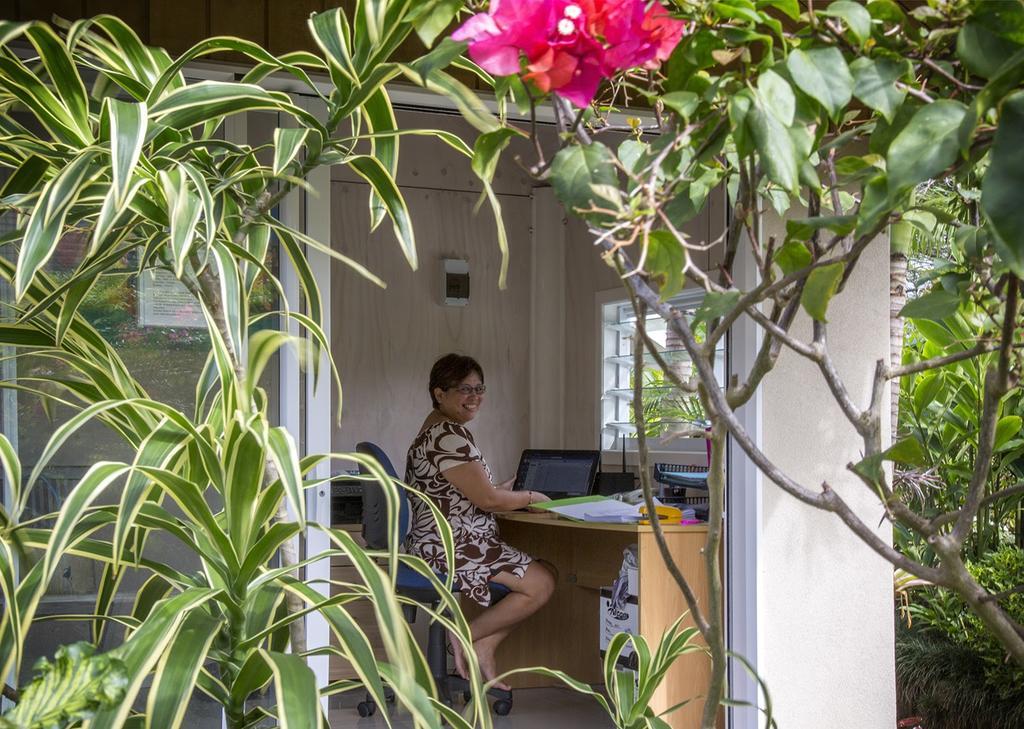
[[512, 449, 601, 500]]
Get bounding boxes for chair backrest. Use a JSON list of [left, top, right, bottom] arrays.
[[356, 441, 410, 550]]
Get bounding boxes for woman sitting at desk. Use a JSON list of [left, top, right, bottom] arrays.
[[405, 353, 555, 688]]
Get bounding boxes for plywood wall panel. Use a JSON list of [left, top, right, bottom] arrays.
[[267, 0, 322, 54], [17, 0, 84, 21], [330, 181, 532, 481], [563, 214, 618, 452], [149, 0, 207, 51], [84, 0, 146, 30], [209, 0, 264, 44]]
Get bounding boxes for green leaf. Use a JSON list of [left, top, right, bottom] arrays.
[[361, 88, 398, 230], [884, 437, 927, 466], [757, 0, 799, 21], [645, 231, 685, 299], [144, 610, 222, 729], [693, 291, 742, 327], [550, 142, 620, 225], [105, 98, 147, 204], [159, 166, 203, 277], [819, 1, 873, 46], [347, 154, 417, 270], [472, 127, 517, 184], [867, 0, 904, 23], [410, 0, 463, 47], [0, 153, 50, 197], [981, 91, 1024, 276], [757, 69, 794, 125], [661, 91, 700, 121], [258, 650, 322, 729], [749, 92, 798, 192], [899, 288, 960, 321], [888, 100, 967, 198], [913, 319, 956, 349], [800, 262, 845, 322], [399, 66, 500, 133], [24, 23, 92, 143], [1, 643, 128, 729], [994, 415, 1023, 451], [912, 373, 943, 417], [89, 589, 220, 729], [774, 240, 811, 275], [785, 215, 856, 243], [972, 0, 1024, 45], [787, 47, 853, 119], [273, 127, 310, 176], [16, 151, 101, 299], [850, 56, 909, 122], [149, 81, 318, 134], [267, 426, 305, 529], [957, 17, 1024, 79]]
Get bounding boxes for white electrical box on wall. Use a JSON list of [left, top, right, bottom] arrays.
[[442, 258, 470, 306]]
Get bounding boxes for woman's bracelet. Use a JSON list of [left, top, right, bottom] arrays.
[[526, 490, 534, 506]]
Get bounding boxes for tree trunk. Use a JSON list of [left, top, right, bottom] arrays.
[[890, 252, 908, 442]]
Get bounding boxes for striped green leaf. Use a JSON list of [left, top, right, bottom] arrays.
[[0, 538, 22, 675], [41, 462, 132, 589], [112, 418, 187, 571], [347, 154, 417, 269], [0, 432, 22, 524], [210, 244, 245, 363], [273, 127, 310, 176], [0, 45, 91, 145], [266, 426, 305, 529], [223, 416, 266, 551], [159, 166, 203, 276], [259, 650, 323, 729], [55, 272, 99, 348], [16, 151, 101, 299], [89, 588, 221, 729], [104, 98, 146, 203], [398, 66, 501, 133], [147, 36, 323, 105], [361, 88, 399, 230], [145, 609, 222, 729], [148, 81, 319, 135], [0, 152, 51, 197], [309, 8, 358, 85]]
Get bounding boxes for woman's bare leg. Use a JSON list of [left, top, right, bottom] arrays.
[[467, 562, 556, 690]]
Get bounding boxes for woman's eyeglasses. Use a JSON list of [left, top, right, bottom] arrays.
[[449, 384, 486, 396]]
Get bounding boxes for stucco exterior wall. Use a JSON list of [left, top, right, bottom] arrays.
[[759, 235, 896, 727]]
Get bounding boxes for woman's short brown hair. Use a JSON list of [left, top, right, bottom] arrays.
[[429, 353, 484, 408]]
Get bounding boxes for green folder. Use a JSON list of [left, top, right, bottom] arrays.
[[530, 494, 607, 510]]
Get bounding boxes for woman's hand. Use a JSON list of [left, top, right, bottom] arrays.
[[526, 491, 551, 512], [496, 477, 515, 491]]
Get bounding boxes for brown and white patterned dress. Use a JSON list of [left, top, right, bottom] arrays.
[[404, 420, 532, 607]]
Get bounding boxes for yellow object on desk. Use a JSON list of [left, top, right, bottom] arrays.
[[638, 504, 683, 524]]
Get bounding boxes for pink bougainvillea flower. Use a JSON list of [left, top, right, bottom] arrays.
[[599, 1, 689, 72], [452, 0, 688, 107]]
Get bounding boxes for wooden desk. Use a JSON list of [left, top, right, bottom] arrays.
[[478, 513, 712, 729]]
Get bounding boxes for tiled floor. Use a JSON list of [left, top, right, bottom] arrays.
[[328, 687, 615, 728]]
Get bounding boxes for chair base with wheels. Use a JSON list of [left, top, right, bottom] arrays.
[[356, 570, 514, 717], [354, 441, 514, 718]]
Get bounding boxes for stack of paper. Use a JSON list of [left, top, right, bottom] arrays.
[[533, 495, 656, 523]]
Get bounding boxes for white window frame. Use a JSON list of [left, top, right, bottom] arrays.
[[597, 287, 723, 459]]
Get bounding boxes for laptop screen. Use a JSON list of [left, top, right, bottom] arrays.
[[513, 449, 600, 497]]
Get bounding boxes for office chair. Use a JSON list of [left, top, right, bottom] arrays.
[[355, 441, 514, 717]]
